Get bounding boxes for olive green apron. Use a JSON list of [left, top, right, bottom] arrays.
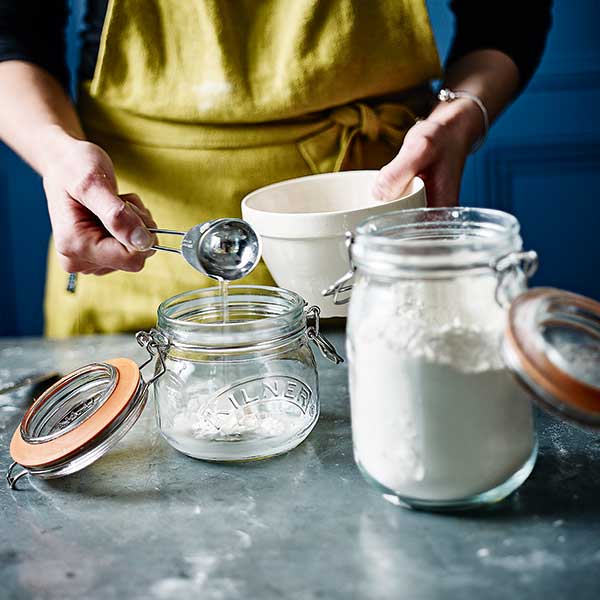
[[45, 0, 441, 337]]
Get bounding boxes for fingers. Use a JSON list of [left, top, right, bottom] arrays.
[[84, 187, 155, 251], [44, 140, 159, 275], [373, 121, 440, 202], [67, 163, 155, 252], [121, 194, 158, 255], [50, 190, 154, 273], [90, 268, 115, 276], [80, 267, 116, 276], [56, 225, 155, 272], [120, 193, 158, 229]]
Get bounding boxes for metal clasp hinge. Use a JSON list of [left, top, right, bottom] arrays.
[[322, 232, 355, 306], [306, 306, 344, 364], [136, 329, 169, 388], [492, 250, 539, 308], [6, 461, 29, 490]]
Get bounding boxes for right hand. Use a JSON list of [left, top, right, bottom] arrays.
[[42, 134, 157, 275]]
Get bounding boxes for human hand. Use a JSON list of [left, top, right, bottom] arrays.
[[42, 132, 157, 275], [373, 99, 482, 207]]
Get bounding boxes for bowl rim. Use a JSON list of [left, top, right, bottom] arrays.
[[241, 170, 423, 218], [241, 172, 425, 238]]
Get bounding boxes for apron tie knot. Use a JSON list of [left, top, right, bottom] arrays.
[[358, 103, 380, 141], [298, 101, 419, 174], [329, 103, 380, 142]]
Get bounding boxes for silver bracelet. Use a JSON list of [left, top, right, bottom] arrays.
[[437, 88, 489, 153]]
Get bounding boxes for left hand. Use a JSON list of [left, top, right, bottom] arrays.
[[373, 103, 479, 207]]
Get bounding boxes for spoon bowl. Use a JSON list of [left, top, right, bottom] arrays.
[[149, 218, 262, 281]]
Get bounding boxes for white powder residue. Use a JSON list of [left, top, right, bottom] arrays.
[[173, 408, 302, 441], [156, 362, 318, 461], [348, 276, 536, 503], [482, 549, 565, 571]]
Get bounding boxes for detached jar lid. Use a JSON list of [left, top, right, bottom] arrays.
[[504, 288, 600, 428], [7, 330, 169, 489]]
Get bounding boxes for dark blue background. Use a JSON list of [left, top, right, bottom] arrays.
[[1, 1, 599, 336]]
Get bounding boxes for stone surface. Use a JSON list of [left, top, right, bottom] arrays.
[[1, 332, 599, 600]]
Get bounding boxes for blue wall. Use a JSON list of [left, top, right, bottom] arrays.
[[0, 0, 84, 336], [0, 147, 49, 336], [1, 1, 599, 336]]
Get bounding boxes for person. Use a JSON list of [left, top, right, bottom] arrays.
[[0, 1, 552, 337]]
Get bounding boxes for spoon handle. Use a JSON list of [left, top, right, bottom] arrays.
[[148, 228, 185, 254], [148, 228, 185, 236]]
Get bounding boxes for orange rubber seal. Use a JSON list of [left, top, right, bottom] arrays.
[[506, 288, 600, 416], [10, 358, 140, 468]]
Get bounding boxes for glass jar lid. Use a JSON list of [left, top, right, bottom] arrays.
[[7, 331, 169, 489], [503, 287, 600, 428], [7, 359, 143, 487]]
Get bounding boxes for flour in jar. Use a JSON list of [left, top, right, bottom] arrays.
[[348, 276, 536, 502]]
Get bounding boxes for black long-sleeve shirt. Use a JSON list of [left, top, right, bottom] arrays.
[[0, 0, 552, 95]]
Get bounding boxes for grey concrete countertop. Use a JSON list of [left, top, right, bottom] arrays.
[[1, 332, 599, 600]]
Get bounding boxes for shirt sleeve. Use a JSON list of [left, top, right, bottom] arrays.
[[0, 0, 70, 90], [446, 0, 553, 90]]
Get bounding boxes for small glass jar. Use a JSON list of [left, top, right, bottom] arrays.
[[151, 285, 341, 461], [341, 208, 539, 510]]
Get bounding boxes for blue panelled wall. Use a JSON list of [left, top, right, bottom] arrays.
[[428, 0, 600, 299], [0, 1, 599, 336]]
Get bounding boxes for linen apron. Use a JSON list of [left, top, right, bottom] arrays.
[[45, 0, 441, 337]]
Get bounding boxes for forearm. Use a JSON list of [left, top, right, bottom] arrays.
[[428, 49, 520, 153], [0, 60, 84, 176]]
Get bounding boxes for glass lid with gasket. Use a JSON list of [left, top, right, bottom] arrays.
[[6, 331, 168, 489], [503, 287, 600, 428]]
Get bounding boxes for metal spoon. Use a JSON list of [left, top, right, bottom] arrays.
[[149, 218, 262, 281]]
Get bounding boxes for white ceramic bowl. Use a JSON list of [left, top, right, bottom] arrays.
[[241, 170, 426, 317]]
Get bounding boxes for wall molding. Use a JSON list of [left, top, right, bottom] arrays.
[[528, 45, 600, 93], [528, 70, 600, 93], [481, 138, 600, 213]]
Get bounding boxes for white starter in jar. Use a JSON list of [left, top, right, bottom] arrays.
[[348, 276, 536, 504]]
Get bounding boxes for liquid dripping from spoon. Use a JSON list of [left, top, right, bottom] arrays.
[[219, 279, 229, 324]]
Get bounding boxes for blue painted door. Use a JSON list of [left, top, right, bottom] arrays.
[[1, 1, 599, 336]]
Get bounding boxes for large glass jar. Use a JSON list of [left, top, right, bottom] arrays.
[[152, 285, 341, 461], [343, 208, 539, 510]]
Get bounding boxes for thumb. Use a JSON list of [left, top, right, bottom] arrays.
[[373, 129, 433, 202], [75, 176, 155, 251]]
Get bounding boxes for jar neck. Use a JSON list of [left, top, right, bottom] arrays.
[[157, 286, 307, 351], [352, 207, 523, 277]]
